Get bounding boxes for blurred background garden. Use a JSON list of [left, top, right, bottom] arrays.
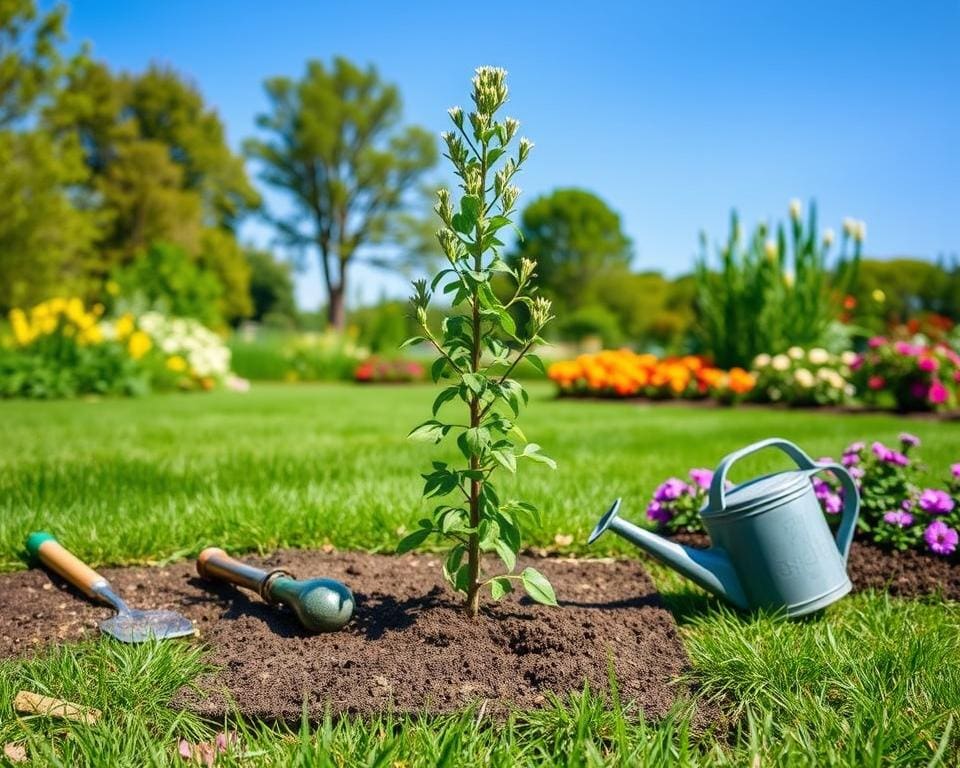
[[1, 1, 957, 411]]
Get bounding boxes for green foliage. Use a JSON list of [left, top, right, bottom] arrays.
[[851, 257, 960, 332], [245, 248, 297, 325], [228, 330, 365, 382], [112, 242, 224, 329], [555, 303, 623, 347], [402, 68, 557, 616], [694, 201, 862, 368], [245, 56, 437, 329], [510, 188, 632, 317], [0, 0, 65, 127]]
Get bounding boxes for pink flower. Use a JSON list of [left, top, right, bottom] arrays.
[[883, 510, 913, 527], [688, 468, 713, 490], [899, 432, 920, 448], [918, 488, 955, 515], [871, 441, 890, 460], [850, 354, 864, 371], [952, 463, 960, 479], [924, 520, 958, 556], [885, 450, 910, 467], [867, 375, 886, 391], [928, 379, 948, 405], [822, 493, 842, 515], [867, 336, 887, 349], [910, 381, 929, 399], [918, 356, 939, 372], [894, 341, 920, 356]]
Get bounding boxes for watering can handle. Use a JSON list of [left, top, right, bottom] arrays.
[[709, 438, 817, 513], [813, 463, 860, 564]]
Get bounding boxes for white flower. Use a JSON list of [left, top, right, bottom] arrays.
[[788, 346, 804, 360], [842, 218, 856, 237], [854, 220, 866, 243], [822, 228, 835, 247], [764, 240, 778, 259], [789, 199, 802, 221], [772, 354, 791, 371], [794, 368, 815, 388], [840, 350, 857, 365], [808, 348, 830, 365], [816, 367, 833, 381], [753, 353, 771, 368]]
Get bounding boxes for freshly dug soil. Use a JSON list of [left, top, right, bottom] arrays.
[[671, 532, 960, 601], [0, 551, 691, 721]]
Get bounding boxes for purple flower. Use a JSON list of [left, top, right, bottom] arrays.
[[883, 510, 914, 527], [901, 498, 914, 511], [924, 520, 959, 556], [822, 493, 842, 515], [899, 432, 920, 448], [884, 450, 910, 467], [653, 478, 690, 502], [688, 468, 713, 490], [952, 463, 960, 479], [646, 500, 671, 524], [812, 477, 832, 499], [918, 489, 955, 515], [849, 466, 865, 482], [841, 452, 860, 467], [846, 441, 865, 454]]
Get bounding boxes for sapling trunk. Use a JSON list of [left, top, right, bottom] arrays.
[[401, 67, 558, 618]]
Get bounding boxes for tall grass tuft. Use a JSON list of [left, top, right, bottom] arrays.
[[695, 201, 862, 368]]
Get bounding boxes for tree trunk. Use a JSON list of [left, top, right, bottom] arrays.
[[328, 284, 346, 331]]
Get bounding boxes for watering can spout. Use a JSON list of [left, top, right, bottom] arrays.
[[588, 499, 749, 610]]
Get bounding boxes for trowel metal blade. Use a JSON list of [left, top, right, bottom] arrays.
[[99, 609, 195, 643]]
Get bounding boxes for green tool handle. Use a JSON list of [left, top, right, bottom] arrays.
[[25, 532, 108, 600]]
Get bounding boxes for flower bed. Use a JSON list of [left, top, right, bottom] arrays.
[[1, 298, 239, 398], [547, 349, 755, 400], [750, 347, 856, 406], [648, 434, 959, 560], [354, 357, 425, 383], [851, 337, 960, 412]]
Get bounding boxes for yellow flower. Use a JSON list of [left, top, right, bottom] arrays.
[[127, 330, 152, 360], [78, 325, 103, 346], [166, 355, 187, 372], [105, 280, 120, 296], [871, 288, 886, 303], [114, 313, 134, 340]]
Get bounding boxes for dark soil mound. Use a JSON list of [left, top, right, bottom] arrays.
[[670, 532, 960, 601], [0, 551, 692, 721]]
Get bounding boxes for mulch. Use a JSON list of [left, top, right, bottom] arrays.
[[670, 532, 960, 602], [0, 551, 693, 722]]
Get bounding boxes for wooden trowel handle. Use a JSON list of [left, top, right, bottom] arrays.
[[26, 532, 107, 599], [197, 547, 269, 594]]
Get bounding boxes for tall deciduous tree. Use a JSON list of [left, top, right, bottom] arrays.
[[245, 57, 436, 329], [0, 0, 65, 127], [509, 188, 632, 314]]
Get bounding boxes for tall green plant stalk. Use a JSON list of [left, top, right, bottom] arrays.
[[399, 67, 557, 618], [694, 200, 863, 368]]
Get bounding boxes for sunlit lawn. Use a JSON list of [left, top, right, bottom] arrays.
[[0, 384, 958, 765]]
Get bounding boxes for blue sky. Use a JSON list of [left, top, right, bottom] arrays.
[[62, 1, 959, 310]]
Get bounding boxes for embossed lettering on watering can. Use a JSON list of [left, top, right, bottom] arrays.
[[589, 438, 860, 617]]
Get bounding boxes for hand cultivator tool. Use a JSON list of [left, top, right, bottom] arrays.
[[26, 532, 195, 642], [197, 547, 354, 632]]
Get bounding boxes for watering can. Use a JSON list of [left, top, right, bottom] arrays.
[[589, 438, 859, 616]]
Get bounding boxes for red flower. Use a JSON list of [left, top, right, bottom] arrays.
[[867, 375, 885, 390]]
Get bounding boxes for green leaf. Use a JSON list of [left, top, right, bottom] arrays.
[[494, 539, 517, 571], [489, 257, 514, 275], [490, 577, 513, 601], [463, 427, 491, 456], [440, 507, 469, 534], [451, 212, 473, 235], [478, 519, 501, 550], [462, 372, 485, 395], [525, 353, 547, 375], [521, 442, 557, 469], [491, 449, 516, 473], [396, 527, 432, 554], [400, 336, 427, 349], [432, 386, 461, 416], [430, 357, 448, 382], [497, 307, 516, 336], [408, 420, 448, 443], [461, 194, 482, 221], [521, 567, 558, 606]]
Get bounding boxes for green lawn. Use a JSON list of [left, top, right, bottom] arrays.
[[1, 384, 958, 766]]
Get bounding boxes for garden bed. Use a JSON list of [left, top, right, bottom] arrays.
[[0, 550, 691, 722], [671, 532, 960, 600]]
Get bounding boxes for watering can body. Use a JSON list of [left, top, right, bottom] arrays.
[[590, 438, 860, 617]]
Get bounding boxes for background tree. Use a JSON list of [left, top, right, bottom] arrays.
[[0, 0, 65, 127], [245, 248, 297, 325], [245, 57, 437, 330], [509, 188, 632, 315], [44, 57, 260, 323]]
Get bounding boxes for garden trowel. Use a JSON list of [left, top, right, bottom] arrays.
[[26, 532, 195, 643]]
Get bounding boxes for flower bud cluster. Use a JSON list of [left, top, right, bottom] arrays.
[[471, 66, 508, 115]]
